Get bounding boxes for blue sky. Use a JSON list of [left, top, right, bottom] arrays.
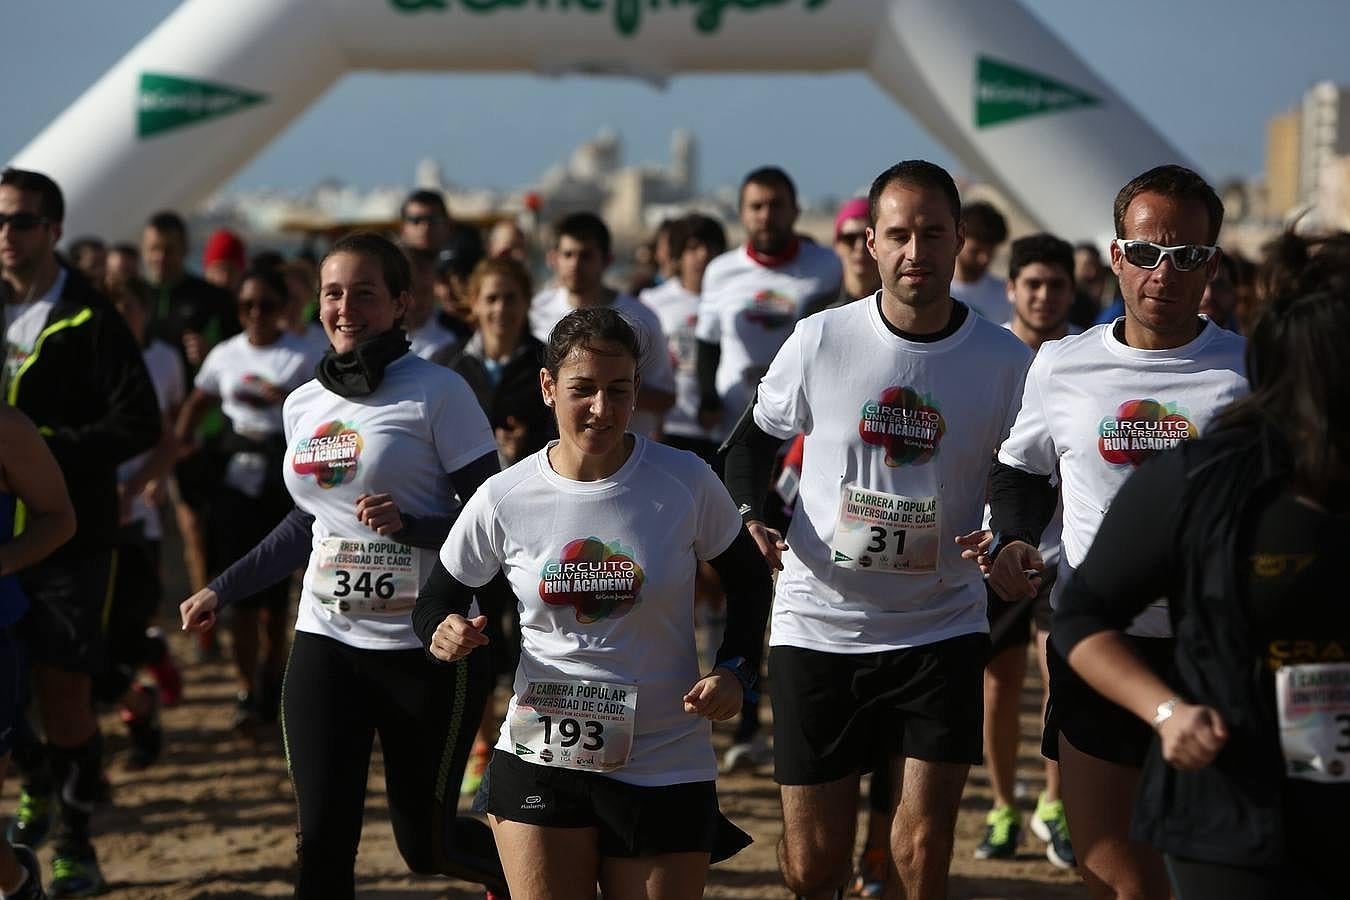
[[3, 0, 1348, 200]]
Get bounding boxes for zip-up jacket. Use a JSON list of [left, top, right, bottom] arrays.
[[7, 266, 161, 560], [1054, 422, 1300, 866], [434, 333, 555, 460]]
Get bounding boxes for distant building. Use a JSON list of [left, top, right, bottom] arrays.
[[1265, 108, 1301, 219], [1300, 82, 1350, 203]]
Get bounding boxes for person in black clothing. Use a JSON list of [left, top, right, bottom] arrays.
[[1054, 267, 1350, 899], [1, 167, 162, 896]]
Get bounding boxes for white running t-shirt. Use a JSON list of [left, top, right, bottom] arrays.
[[3, 269, 65, 381], [997, 318, 1248, 637], [442, 436, 743, 786], [120, 339, 186, 540], [408, 317, 459, 361], [639, 280, 715, 441], [951, 272, 1010, 325], [195, 332, 321, 438], [283, 353, 497, 650], [755, 295, 1032, 653], [696, 243, 842, 439]]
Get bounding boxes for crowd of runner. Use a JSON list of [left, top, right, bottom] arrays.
[[0, 152, 1346, 900]]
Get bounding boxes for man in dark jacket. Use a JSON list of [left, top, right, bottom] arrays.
[[1, 167, 161, 896]]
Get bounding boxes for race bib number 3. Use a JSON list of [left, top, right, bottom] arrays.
[[509, 680, 637, 773], [830, 486, 940, 574], [1276, 663, 1350, 783], [311, 537, 419, 616]]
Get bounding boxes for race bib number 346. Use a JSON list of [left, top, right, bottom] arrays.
[[509, 680, 638, 773], [312, 537, 420, 616], [830, 486, 940, 574], [1276, 663, 1350, 783]]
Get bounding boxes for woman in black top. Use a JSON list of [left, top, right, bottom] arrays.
[[1054, 280, 1350, 899]]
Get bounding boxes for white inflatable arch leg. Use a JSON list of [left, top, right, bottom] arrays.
[[9, 0, 1188, 242]]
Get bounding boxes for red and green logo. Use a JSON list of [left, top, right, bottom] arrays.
[[859, 387, 945, 467], [1098, 399, 1197, 467], [743, 289, 797, 329], [292, 420, 362, 488], [539, 538, 645, 624]]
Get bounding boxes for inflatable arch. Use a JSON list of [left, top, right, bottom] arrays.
[[10, 0, 1190, 241]]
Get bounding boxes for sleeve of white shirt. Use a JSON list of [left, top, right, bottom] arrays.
[[692, 462, 745, 560], [693, 283, 721, 344], [428, 369, 499, 473], [193, 343, 225, 396], [752, 325, 810, 440], [996, 347, 1057, 476], [439, 485, 502, 588], [635, 307, 676, 395]]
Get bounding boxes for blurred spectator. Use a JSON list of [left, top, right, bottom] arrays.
[[202, 228, 247, 295], [400, 189, 453, 257], [486, 219, 528, 263], [951, 200, 1009, 323], [404, 248, 459, 360], [106, 242, 141, 281], [68, 236, 106, 284]]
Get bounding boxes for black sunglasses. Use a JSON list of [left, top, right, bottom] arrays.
[[403, 214, 446, 226], [0, 212, 49, 231], [836, 231, 868, 248]]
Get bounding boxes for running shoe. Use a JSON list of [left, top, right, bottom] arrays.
[[48, 845, 108, 898], [121, 683, 163, 770], [7, 789, 52, 849], [8, 843, 47, 899], [1031, 793, 1076, 869], [461, 741, 491, 796], [849, 846, 887, 897], [973, 805, 1021, 860], [144, 627, 183, 707]]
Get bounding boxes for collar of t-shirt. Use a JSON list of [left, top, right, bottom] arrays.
[[3, 266, 67, 336], [1109, 315, 1211, 356], [872, 292, 969, 343], [744, 237, 801, 269]]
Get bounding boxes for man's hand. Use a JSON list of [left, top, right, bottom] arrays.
[[1157, 703, 1229, 770], [987, 540, 1043, 602], [180, 588, 220, 632], [746, 519, 788, 571], [494, 416, 529, 465], [356, 493, 404, 536], [182, 330, 208, 368], [954, 529, 993, 576], [429, 614, 489, 662], [683, 670, 743, 721]]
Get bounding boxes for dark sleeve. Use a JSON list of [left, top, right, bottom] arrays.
[[208, 507, 314, 611], [45, 307, 161, 466], [721, 403, 785, 521], [392, 450, 501, 550], [696, 339, 721, 413], [412, 558, 477, 654], [1052, 452, 1185, 656], [706, 527, 773, 672], [988, 460, 1059, 550]]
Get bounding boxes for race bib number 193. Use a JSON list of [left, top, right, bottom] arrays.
[[1276, 663, 1350, 783], [311, 537, 420, 616], [830, 485, 940, 574], [509, 680, 638, 773]]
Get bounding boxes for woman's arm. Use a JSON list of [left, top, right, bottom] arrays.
[[174, 387, 218, 449], [0, 408, 76, 575], [413, 559, 489, 663]]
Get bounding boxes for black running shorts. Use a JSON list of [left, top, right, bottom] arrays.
[[986, 567, 1057, 657], [17, 552, 115, 674]]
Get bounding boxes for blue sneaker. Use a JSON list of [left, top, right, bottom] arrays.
[[1031, 793, 1076, 869], [973, 804, 1021, 860], [48, 846, 108, 898]]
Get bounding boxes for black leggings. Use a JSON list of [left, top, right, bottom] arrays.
[[281, 630, 495, 899], [1167, 854, 1347, 900]]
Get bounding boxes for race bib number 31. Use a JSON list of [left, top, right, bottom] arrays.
[[509, 680, 638, 773], [312, 537, 419, 616], [830, 486, 940, 574], [1276, 663, 1350, 783]]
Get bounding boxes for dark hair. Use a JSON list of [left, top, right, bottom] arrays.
[[1113, 165, 1224, 244], [402, 189, 449, 220], [438, 225, 486, 280], [655, 217, 687, 247], [1008, 233, 1075, 284], [69, 236, 105, 261], [1255, 231, 1350, 311], [0, 168, 64, 223], [250, 250, 286, 272], [1074, 241, 1103, 262], [962, 201, 1008, 245], [110, 242, 140, 259], [146, 210, 187, 240], [740, 166, 797, 207], [467, 256, 533, 307], [868, 160, 961, 227], [673, 213, 728, 258], [321, 231, 412, 298], [543, 307, 642, 378], [239, 266, 289, 304], [103, 274, 153, 311], [553, 212, 612, 258]]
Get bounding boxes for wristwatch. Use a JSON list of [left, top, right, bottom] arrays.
[[1151, 696, 1182, 729], [715, 656, 760, 703]]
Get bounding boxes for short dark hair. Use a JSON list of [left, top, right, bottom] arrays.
[[672, 214, 728, 258], [250, 250, 286, 273], [868, 160, 961, 227], [438, 225, 486, 280], [322, 231, 412, 298], [740, 166, 797, 207], [69, 236, 106, 261], [961, 201, 1008, 245], [0, 168, 65, 223], [1113, 165, 1224, 244], [104, 274, 153, 311], [553, 212, 612, 258], [1074, 241, 1103, 261], [110, 242, 140, 259], [402, 189, 449, 220], [544, 306, 642, 379], [1008, 233, 1076, 284], [146, 210, 187, 240], [239, 267, 290, 304]]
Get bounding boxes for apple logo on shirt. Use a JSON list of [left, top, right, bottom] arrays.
[[539, 538, 645, 624]]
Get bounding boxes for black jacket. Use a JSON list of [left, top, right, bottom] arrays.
[[7, 266, 162, 560], [435, 334, 555, 462], [1054, 422, 1295, 866]]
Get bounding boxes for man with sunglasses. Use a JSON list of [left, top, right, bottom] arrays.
[[400, 190, 455, 258], [1, 167, 160, 897], [986, 164, 1248, 900]]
